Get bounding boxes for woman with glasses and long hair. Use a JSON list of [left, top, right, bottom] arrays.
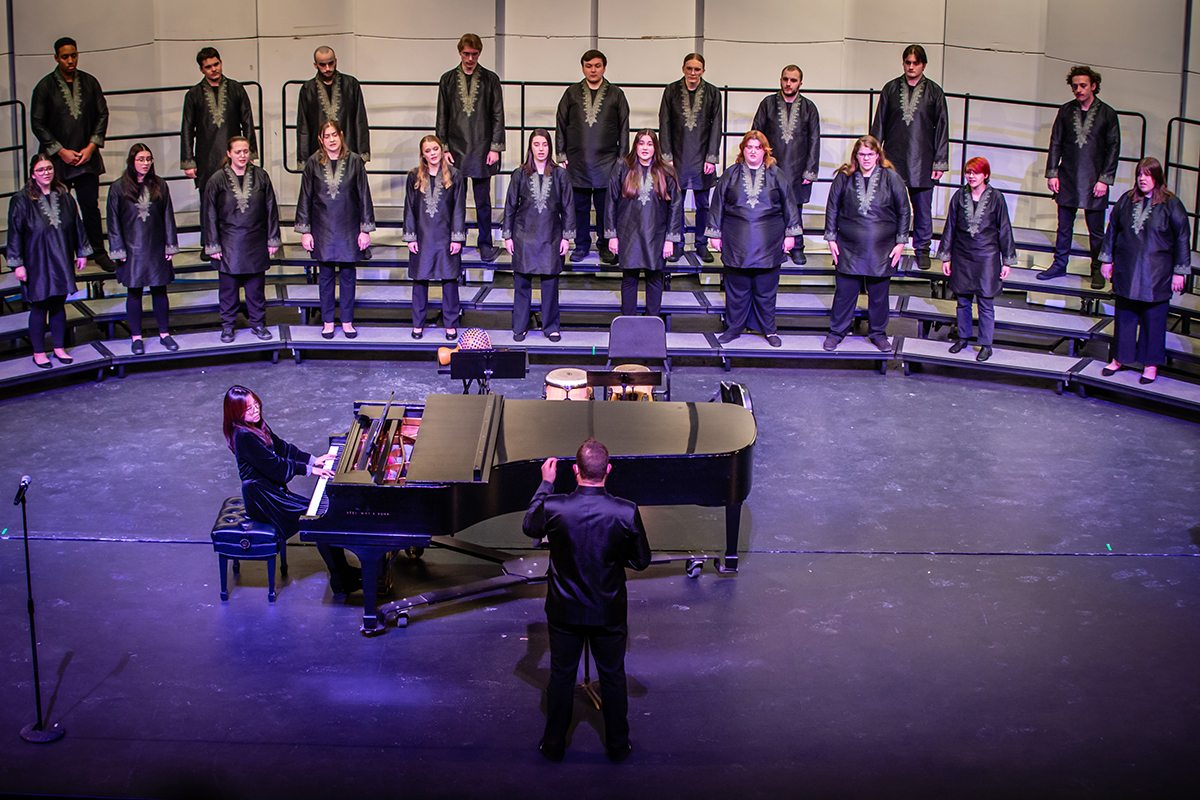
[[7, 152, 91, 368], [403, 134, 466, 340], [106, 143, 180, 354], [502, 128, 574, 341], [605, 129, 682, 318]]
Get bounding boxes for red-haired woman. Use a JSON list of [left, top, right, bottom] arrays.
[[223, 385, 360, 595], [605, 129, 682, 317], [403, 135, 466, 340], [1098, 157, 1190, 383], [707, 130, 800, 347], [7, 153, 91, 368], [937, 156, 1017, 362]]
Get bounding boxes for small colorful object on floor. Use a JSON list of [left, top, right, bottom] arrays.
[[438, 328, 492, 366]]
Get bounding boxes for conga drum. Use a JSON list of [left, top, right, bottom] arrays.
[[544, 367, 591, 401], [608, 363, 654, 401]]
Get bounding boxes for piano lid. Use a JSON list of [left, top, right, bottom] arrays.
[[405, 394, 503, 484]]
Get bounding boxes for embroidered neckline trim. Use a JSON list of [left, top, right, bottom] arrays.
[[963, 186, 990, 236], [777, 92, 800, 144], [1073, 102, 1099, 148], [317, 75, 343, 126], [321, 157, 348, 200], [423, 169, 444, 218], [1130, 198, 1153, 235], [855, 170, 881, 216], [456, 67, 480, 118], [204, 79, 229, 128], [225, 166, 253, 214], [530, 172, 551, 213], [582, 80, 608, 127], [900, 78, 926, 126], [54, 71, 83, 120], [136, 185, 153, 222], [742, 165, 766, 208], [680, 79, 704, 131], [637, 166, 655, 206], [38, 192, 62, 229]]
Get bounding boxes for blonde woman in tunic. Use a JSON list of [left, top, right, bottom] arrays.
[[404, 135, 467, 340]]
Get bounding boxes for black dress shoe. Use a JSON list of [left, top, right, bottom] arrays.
[[131, 339, 145, 355], [867, 334, 891, 353], [605, 741, 632, 763], [1036, 268, 1067, 281], [321, 328, 336, 340], [570, 245, 590, 262], [1091, 272, 1106, 290], [948, 339, 969, 354], [251, 325, 273, 341], [695, 244, 714, 263], [446, 329, 458, 340], [31, 356, 52, 369], [220, 326, 235, 343], [512, 331, 526, 342], [538, 740, 565, 763], [717, 329, 740, 344], [1139, 374, 1157, 384], [159, 335, 179, 351], [342, 328, 358, 339], [478, 243, 500, 263], [976, 345, 993, 362], [53, 352, 74, 364], [666, 246, 681, 263], [94, 252, 117, 272], [547, 331, 561, 342], [789, 248, 806, 266], [766, 334, 782, 347], [1101, 365, 1120, 376], [822, 333, 842, 351], [411, 329, 424, 339], [916, 251, 931, 270], [598, 248, 617, 265]]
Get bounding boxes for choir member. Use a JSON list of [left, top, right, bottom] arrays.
[[106, 144, 180, 354], [753, 65, 821, 265], [823, 135, 911, 352], [605, 130, 682, 318], [502, 129, 575, 341], [294, 120, 374, 339], [870, 44, 948, 269], [1040, 65, 1120, 289], [7, 153, 90, 368], [222, 385, 361, 596], [30, 37, 112, 271], [182, 47, 257, 257], [437, 33, 505, 263], [556, 50, 630, 264], [937, 157, 1017, 362], [296, 46, 370, 166], [707, 131, 800, 347], [1098, 157, 1190, 384], [404, 135, 466, 340], [658, 53, 721, 263], [202, 137, 281, 343]]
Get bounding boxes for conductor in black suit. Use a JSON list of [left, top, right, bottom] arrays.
[[523, 438, 652, 763]]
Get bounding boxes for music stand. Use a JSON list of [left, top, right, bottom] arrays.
[[586, 369, 663, 401], [450, 349, 528, 395]]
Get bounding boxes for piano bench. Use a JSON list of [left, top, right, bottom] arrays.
[[211, 497, 288, 602]]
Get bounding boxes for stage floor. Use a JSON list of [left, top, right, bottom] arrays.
[[1, 358, 1198, 799]]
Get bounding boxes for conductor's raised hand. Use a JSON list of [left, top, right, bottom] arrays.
[[540, 457, 558, 483]]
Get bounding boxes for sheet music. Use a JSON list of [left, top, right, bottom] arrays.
[[305, 444, 341, 517]]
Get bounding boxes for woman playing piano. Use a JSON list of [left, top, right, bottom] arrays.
[[222, 385, 361, 595], [403, 135, 466, 340]]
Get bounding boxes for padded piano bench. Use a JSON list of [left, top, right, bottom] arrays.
[[211, 497, 288, 602]]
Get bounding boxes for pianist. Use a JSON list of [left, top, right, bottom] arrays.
[[222, 386, 360, 595], [522, 438, 651, 763]]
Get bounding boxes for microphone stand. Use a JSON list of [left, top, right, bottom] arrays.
[[14, 477, 64, 743]]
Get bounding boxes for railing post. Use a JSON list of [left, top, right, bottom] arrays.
[[960, 94, 971, 177]]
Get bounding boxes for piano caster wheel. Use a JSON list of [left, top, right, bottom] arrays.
[[405, 547, 424, 560], [685, 559, 704, 579], [396, 612, 409, 628]]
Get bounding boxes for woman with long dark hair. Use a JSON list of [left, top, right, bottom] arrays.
[[707, 130, 800, 346], [223, 385, 361, 595], [7, 152, 90, 368], [295, 120, 374, 339], [823, 135, 910, 353], [605, 129, 682, 317], [1098, 157, 1190, 383], [403, 134, 466, 340], [502, 129, 574, 341], [107, 143, 179, 354], [938, 156, 1017, 362]]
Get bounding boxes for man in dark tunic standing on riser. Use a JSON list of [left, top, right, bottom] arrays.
[[437, 33, 505, 263], [31, 36, 113, 271], [753, 64, 821, 266], [296, 46, 371, 167], [870, 44, 949, 270], [1038, 64, 1121, 290], [557, 49, 630, 265], [659, 52, 722, 264]]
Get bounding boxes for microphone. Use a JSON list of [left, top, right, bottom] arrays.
[[13, 476, 31, 506]]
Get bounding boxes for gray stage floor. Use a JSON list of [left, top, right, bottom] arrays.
[[1, 358, 1198, 799]]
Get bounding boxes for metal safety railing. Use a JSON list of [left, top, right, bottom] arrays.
[[0, 99, 28, 200], [1164, 116, 1200, 250]]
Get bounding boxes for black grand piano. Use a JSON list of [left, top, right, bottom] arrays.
[[300, 391, 756, 633]]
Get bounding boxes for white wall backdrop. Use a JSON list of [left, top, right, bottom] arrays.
[[5, 0, 1196, 233]]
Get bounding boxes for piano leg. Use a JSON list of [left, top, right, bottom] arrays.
[[722, 503, 741, 573], [342, 546, 388, 635]]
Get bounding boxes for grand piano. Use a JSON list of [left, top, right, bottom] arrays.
[[300, 391, 756, 633]]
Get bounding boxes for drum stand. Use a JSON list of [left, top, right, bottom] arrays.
[[586, 369, 662, 401], [448, 349, 528, 395]]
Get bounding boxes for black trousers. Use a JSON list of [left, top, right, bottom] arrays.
[[411, 279, 461, 329], [1052, 205, 1106, 272], [954, 293, 995, 346], [679, 188, 710, 247], [64, 172, 104, 254], [724, 266, 780, 335], [792, 203, 806, 253], [218, 271, 267, 327], [573, 187, 608, 250], [29, 295, 67, 352], [1113, 295, 1170, 367], [544, 620, 631, 752], [908, 186, 933, 253], [512, 272, 559, 333], [830, 273, 890, 337], [621, 269, 664, 316], [468, 178, 494, 247], [318, 263, 356, 324], [126, 286, 170, 336]]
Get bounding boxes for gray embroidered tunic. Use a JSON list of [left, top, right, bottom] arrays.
[[706, 163, 802, 269], [753, 92, 821, 204], [31, 69, 108, 180], [502, 165, 576, 275], [870, 75, 949, 189], [296, 71, 371, 166], [936, 185, 1018, 297], [1099, 191, 1191, 303], [5, 190, 93, 302], [181, 77, 258, 186], [436, 65, 505, 179], [555, 80, 630, 189], [1045, 98, 1121, 211], [603, 160, 684, 272], [658, 79, 722, 191], [201, 165, 281, 275], [106, 179, 179, 288], [294, 151, 376, 263], [823, 167, 911, 277], [403, 165, 467, 281]]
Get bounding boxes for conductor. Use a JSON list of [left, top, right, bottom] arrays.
[[523, 438, 652, 763]]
